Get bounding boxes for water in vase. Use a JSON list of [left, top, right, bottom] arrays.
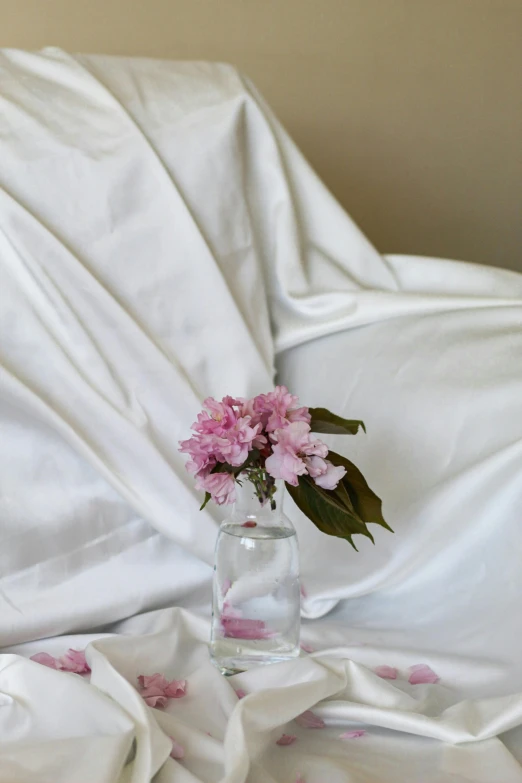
[[210, 481, 300, 674]]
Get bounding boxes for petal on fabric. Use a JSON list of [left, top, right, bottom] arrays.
[[30, 652, 60, 669], [164, 679, 187, 698], [138, 673, 169, 691], [339, 730, 366, 739], [139, 685, 167, 700], [276, 733, 297, 746], [169, 737, 185, 760], [374, 665, 398, 680], [235, 688, 247, 699], [408, 664, 440, 685], [295, 710, 325, 729], [59, 649, 91, 674], [143, 693, 169, 708], [300, 643, 315, 654]]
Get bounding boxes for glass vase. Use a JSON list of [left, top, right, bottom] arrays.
[[210, 475, 301, 675]]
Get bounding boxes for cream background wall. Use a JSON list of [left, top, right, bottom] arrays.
[[1, 0, 521, 271]]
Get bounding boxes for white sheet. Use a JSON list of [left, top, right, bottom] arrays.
[[1, 48, 522, 782]]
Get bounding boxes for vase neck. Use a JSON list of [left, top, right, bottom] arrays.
[[233, 474, 284, 522]]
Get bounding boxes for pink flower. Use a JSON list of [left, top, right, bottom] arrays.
[[273, 421, 328, 458], [265, 442, 308, 485], [266, 421, 329, 486], [30, 652, 60, 669], [59, 649, 91, 674], [276, 733, 297, 746], [408, 664, 439, 685], [374, 665, 398, 680], [197, 397, 238, 431], [245, 386, 311, 433], [235, 688, 247, 699], [303, 455, 328, 478], [196, 471, 237, 505], [340, 730, 366, 739], [137, 673, 187, 707], [300, 643, 315, 654], [178, 436, 216, 476], [222, 419, 266, 466], [169, 737, 185, 760], [295, 710, 325, 729], [179, 396, 266, 484], [313, 461, 346, 490]]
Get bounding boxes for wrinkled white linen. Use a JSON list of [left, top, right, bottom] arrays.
[[1, 48, 522, 782]]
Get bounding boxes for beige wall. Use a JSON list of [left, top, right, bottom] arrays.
[[2, 0, 521, 271]]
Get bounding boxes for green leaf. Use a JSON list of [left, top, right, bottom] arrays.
[[286, 452, 393, 548], [327, 450, 393, 533], [309, 408, 366, 436], [286, 475, 375, 550], [199, 492, 212, 511]]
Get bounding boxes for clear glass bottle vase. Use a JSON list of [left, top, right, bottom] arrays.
[[210, 475, 301, 675]]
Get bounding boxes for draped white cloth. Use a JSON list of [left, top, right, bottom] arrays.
[[1, 48, 522, 782]]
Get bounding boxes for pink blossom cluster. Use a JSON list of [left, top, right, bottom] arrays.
[[179, 386, 346, 506]]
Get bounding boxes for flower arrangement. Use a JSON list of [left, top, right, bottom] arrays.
[[179, 386, 391, 548]]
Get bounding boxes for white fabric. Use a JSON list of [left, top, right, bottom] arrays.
[[1, 48, 522, 782]]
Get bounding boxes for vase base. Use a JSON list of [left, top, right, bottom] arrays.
[[211, 649, 300, 676]]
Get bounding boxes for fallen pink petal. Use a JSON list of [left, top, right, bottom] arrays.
[[30, 652, 60, 669], [300, 583, 307, 598], [276, 733, 297, 746], [295, 710, 325, 729], [138, 673, 169, 691], [169, 738, 185, 760], [137, 673, 187, 707], [143, 693, 169, 708], [164, 679, 187, 698], [59, 649, 91, 674], [241, 521, 257, 528], [374, 665, 398, 680], [340, 730, 366, 739], [408, 664, 440, 685], [235, 688, 247, 699], [295, 776, 306, 783], [300, 643, 314, 654]]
